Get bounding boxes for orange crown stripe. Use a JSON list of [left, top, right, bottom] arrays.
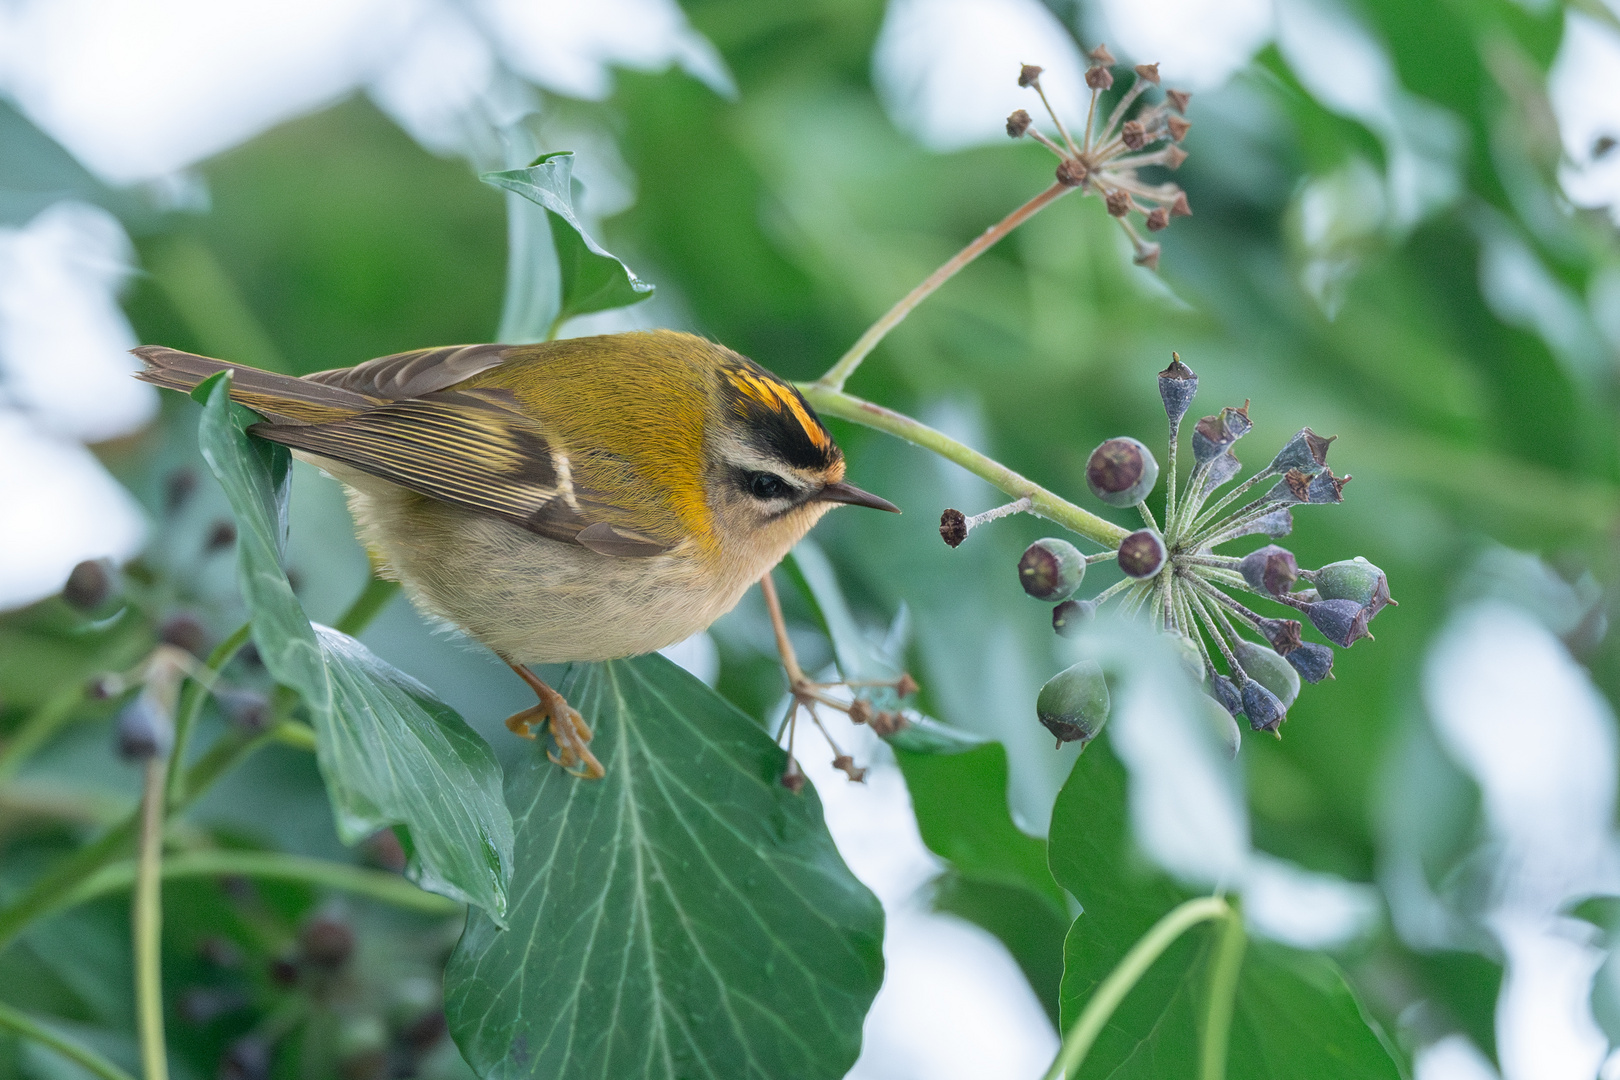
[[728, 369, 832, 451]]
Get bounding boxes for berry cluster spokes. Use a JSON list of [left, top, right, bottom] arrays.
[[940, 354, 1394, 753], [1006, 46, 1192, 269]]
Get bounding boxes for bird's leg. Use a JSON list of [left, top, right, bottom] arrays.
[[759, 570, 916, 789], [500, 659, 604, 780]]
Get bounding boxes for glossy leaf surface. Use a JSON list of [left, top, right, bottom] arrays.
[[1049, 739, 1401, 1078], [195, 373, 514, 917], [445, 653, 883, 1080], [482, 151, 654, 337]]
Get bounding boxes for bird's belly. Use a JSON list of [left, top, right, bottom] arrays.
[[337, 475, 744, 664]]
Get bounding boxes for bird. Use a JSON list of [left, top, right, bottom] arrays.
[[133, 330, 898, 778]]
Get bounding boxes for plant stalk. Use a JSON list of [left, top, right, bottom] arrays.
[[798, 385, 1128, 550], [134, 757, 169, 1080], [1200, 905, 1247, 1080], [0, 565, 396, 954], [0, 687, 82, 787], [333, 576, 401, 637], [1042, 895, 1230, 1080], [814, 182, 1074, 392], [63, 850, 461, 918], [165, 622, 251, 806], [0, 1000, 138, 1080]]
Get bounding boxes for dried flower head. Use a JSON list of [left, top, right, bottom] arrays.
[[1008, 55, 1195, 268]]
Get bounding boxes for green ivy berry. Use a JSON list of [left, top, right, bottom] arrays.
[[1233, 640, 1300, 709], [1036, 660, 1111, 748]]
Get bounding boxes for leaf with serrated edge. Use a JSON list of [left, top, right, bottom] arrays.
[[1049, 739, 1403, 1077], [482, 152, 653, 336], [195, 372, 514, 918], [445, 654, 883, 1080]]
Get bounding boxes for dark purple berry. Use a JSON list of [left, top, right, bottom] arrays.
[[1117, 530, 1167, 578], [1052, 598, 1096, 638], [1239, 546, 1299, 597], [159, 611, 209, 658], [116, 693, 172, 761], [1285, 642, 1335, 683], [1240, 679, 1285, 732], [62, 559, 115, 611], [1306, 599, 1373, 648], [1086, 438, 1159, 507], [1019, 538, 1086, 601], [1269, 428, 1335, 472], [298, 916, 354, 971]]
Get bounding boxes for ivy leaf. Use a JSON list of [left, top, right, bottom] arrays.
[[444, 654, 884, 1080], [895, 741, 1068, 916], [1049, 740, 1403, 1078], [195, 372, 514, 918], [482, 152, 653, 339]]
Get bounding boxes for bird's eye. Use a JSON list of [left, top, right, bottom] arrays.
[[747, 472, 791, 501]]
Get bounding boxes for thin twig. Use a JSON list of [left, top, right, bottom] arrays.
[[63, 850, 462, 918], [816, 182, 1075, 392], [0, 1001, 136, 1080], [799, 386, 1128, 549], [134, 757, 170, 1080], [0, 687, 82, 787], [165, 622, 251, 806]]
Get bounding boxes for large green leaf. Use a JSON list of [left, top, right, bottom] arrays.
[[482, 152, 654, 339], [444, 653, 884, 1080], [194, 372, 514, 918], [895, 742, 1067, 915], [1049, 740, 1402, 1078]]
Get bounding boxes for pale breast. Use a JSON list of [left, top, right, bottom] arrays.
[[331, 467, 747, 664]]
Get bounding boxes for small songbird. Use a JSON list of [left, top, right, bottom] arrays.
[[135, 330, 898, 778]]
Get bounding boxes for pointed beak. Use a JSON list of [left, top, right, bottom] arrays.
[[817, 480, 901, 513]]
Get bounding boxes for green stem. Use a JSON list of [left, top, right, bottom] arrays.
[[133, 758, 169, 1080], [333, 577, 401, 638], [798, 385, 1128, 550], [0, 1000, 138, 1080], [1200, 906, 1247, 1080], [814, 182, 1074, 392], [1091, 576, 1137, 606], [65, 850, 460, 918], [166, 623, 251, 806], [0, 687, 82, 787], [1041, 896, 1231, 1080], [271, 721, 318, 752]]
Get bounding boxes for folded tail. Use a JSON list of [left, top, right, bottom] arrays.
[[132, 347, 379, 426]]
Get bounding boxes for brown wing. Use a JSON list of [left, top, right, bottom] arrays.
[[254, 386, 668, 556], [136, 342, 670, 556], [304, 344, 511, 400]]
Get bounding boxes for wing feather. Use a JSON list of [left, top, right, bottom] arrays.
[[304, 344, 511, 400], [253, 388, 663, 551]]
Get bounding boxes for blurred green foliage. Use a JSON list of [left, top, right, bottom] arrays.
[[2, 0, 1619, 1076]]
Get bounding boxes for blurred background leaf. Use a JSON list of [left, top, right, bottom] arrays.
[[1, 0, 1618, 1075]]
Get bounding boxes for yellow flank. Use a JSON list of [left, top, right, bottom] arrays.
[[725, 368, 832, 451], [468, 331, 719, 554]]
